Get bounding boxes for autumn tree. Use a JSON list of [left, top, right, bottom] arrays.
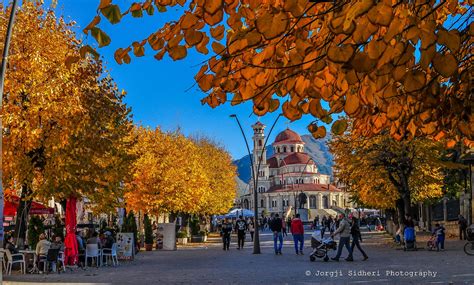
[[1, 2, 133, 239], [330, 126, 456, 223], [125, 127, 209, 215], [87, 0, 473, 147], [194, 137, 237, 215]]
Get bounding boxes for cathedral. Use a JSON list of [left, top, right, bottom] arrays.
[[240, 121, 349, 221]]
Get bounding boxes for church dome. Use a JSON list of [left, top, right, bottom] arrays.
[[273, 128, 303, 145], [282, 152, 313, 165]]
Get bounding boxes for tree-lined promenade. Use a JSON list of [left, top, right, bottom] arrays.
[[0, 0, 473, 282]]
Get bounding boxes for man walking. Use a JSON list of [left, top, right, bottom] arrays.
[[270, 214, 284, 255], [291, 214, 305, 255], [235, 215, 247, 250], [221, 218, 233, 250], [459, 215, 468, 240], [331, 213, 353, 262], [350, 216, 368, 261]]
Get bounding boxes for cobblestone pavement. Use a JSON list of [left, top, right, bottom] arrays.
[[4, 230, 474, 285]]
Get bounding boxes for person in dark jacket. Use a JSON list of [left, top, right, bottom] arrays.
[[270, 214, 283, 255], [235, 216, 247, 250], [291, 214, 305, 255], [331, 214, 353, 262], [4, 235, 19, 254], [221, 218, 233, 250], [350, 217, 368, 260], [458, 215, 468, 240]]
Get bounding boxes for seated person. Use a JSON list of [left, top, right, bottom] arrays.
[[50, 235, 64, 251], [4, 235, 23, 262], [86, 232, 101, 248], [36, 233, 51, 270], [103, 231, 115, 249], [4, 235, 19, 254], [76, 231, 85, 251]]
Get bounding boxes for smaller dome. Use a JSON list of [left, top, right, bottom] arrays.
[[273, 128, 303, 145], [282, 153, 314, 166]]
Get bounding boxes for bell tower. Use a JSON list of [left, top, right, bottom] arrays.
[[252, 121, 266, 170]]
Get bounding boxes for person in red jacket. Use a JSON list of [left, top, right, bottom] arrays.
[[291, 214, 305, 255]]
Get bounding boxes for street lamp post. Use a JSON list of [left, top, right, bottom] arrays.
[[230, 113, 282, 254], [0, 2, 19, 281]]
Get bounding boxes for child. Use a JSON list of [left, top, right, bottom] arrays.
[[433, 223, 446, 251]]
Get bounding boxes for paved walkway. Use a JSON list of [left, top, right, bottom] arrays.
[[4, 230, 474, 284]]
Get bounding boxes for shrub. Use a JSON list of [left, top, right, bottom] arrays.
[[143, 214, 154, 244], [28, 216, 45, 249], [177, 231, 187, 239], [189, 216, 200, 236]]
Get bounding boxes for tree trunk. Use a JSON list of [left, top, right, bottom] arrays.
[[400, 173, 412, 218], [395, 198, 405, 226], [14, 184, 32, 248]]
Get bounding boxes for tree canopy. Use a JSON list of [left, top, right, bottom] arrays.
[[1, 2, 133, 212], [125, 127, 237, 215], [87, 0, 473, 147], [330, 125, 460, 219]]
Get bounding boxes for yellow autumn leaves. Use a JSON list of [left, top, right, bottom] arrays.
[[1, 2, 237, 216], [1, 3, 133, 212], [330, 126, 446, 210], [90, 0, 472, 148], [125, 127, 237, 215]]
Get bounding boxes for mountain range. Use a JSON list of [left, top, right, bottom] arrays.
[[233, 134, 334, 184]]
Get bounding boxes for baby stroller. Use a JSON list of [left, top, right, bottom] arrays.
[[427, 235, 437, 251], [403, 227, 417, 251], [309, 230, 337, 262]]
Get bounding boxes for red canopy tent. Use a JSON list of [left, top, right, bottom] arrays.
[[3, 195, 55, 216]]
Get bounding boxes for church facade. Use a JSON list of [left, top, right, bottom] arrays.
[[240, 122, 349, 221]]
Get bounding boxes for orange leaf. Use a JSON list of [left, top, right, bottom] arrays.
[[168, 45, 187, 60]]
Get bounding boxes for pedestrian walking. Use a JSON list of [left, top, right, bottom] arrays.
[[291, 214, 305, 255], [331, 213, 353, 262], [433, 223, 446, 251], [282, 218, 288, 237], [459, 215, 468, 240], [350, 216, 368, 261], [328, 216, 334, 235], [270, 214, 283, 255], [235, 215, 247, 250], [221, 218, 233, 251], [321, 216, 327, 238], [248, 220, 255, 242]]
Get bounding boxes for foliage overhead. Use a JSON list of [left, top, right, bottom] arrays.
[[87, 0, 473, 147]]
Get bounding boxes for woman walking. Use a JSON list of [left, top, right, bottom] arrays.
[[351, 216, 368, 261]]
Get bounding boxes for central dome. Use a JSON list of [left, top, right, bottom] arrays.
[[274, 128, 303, 144]]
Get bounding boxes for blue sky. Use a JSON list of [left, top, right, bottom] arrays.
[[18, 0, 318, 159]]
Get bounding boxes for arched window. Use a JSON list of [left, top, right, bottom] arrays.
[[260, 199, 264, 208], [243, 199, 249, 209], [283, 146, 287, 152], [309, 196, 316, 209], [291, 146, 294, 152], [277, 147, 280, 153], [322, 196, 329, 209], [258, 140, 262, 146]]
